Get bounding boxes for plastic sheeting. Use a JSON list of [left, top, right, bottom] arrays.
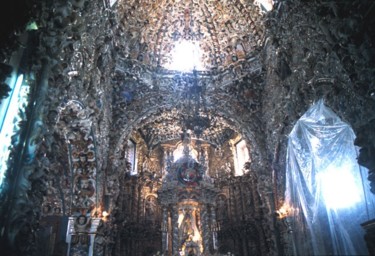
[[285, 100, 375, 255]]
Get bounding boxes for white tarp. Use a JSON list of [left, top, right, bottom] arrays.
[[285, 100, 375, 255]]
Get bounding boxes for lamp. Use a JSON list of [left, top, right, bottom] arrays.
[[180, 70, 211, 140]]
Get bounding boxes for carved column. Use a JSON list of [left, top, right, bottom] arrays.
[[200, 145, 210, 175], [88, 218, 101, 256], [66, 217, 75, 254], [210, 205, 218, 252], [168, 210, 173, 255], [161, 207, 169, 254], [161, 144, 174, 177], [171, 205, 179, 254], [201, 204, 210, 254]]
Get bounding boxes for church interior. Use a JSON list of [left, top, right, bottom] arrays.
[[1, 0, 375, 255]]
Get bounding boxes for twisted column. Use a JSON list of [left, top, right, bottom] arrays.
[[172, 206, 179, 254], [161, 207, 169, 254], [210, 205, 218, 251], [201, 204, 210, 254]]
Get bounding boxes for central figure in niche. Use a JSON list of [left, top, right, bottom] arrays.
[[181, 212, 194, 243], [178, 208, 202, 255]]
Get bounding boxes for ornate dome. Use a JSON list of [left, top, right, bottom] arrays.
[[117, 0, 267, 72]]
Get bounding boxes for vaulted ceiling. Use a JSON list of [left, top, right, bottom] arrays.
[[110, 0, 269, 150], [1, 0, 375, 254], [1, 0, 374, 157], [116, 0, 266, 71]]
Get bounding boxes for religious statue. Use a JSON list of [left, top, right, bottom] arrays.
[[145, 196, 157, 221], [73, 175, 95, 209], [179, 210, 200, 254], [181, 213, 194, 243], [70, 215, 91, 256], [71, 215, 90, 245]]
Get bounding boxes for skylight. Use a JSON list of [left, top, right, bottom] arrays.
[[255, 0, 273, 12], [165, 40, 204, 72]]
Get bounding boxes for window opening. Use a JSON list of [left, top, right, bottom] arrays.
[[127, 139, 137, 175], [173, 143, 198, 161], [234, 139, 249, 176], [165, 40, 204, 72], [0, 74, 29, 188]]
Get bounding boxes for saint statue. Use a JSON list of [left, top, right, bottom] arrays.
[[180, 212, 195, 247]]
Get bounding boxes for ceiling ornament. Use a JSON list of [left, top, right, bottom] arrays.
[[180, 71, 211, 140], [117, 0, 266, 72], [175, 70, 212, 174]]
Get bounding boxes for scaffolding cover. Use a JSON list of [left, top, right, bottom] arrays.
[[285, 100, 374, 255]]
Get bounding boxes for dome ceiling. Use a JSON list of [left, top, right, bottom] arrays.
[[117, 0, 267, 72], [111, 0, 269, 149]]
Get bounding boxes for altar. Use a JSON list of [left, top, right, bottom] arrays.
[[158, 151, 219, 256]]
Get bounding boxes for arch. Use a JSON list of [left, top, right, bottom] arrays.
[[112, 103, 262, 169]]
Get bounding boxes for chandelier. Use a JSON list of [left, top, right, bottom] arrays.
[[180, 70, 211, 139]]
